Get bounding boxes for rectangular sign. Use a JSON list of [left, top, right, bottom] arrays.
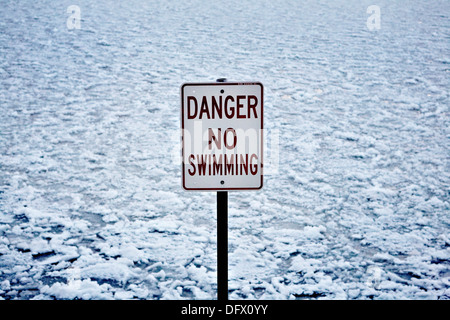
[[181, 82, 263, 191]]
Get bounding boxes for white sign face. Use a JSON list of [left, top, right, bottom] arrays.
[[181, 82, 263, 191]]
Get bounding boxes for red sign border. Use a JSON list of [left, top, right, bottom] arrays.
[[181, 82, 264, 191]]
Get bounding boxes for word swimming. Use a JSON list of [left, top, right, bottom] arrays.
[[187, 153, 259, 176], [187, 95, 259, 119]]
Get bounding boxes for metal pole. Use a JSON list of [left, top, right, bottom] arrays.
[[217, 191, 228, 301], [216, 77, 228, 301]]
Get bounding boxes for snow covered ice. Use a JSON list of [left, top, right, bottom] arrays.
[[0, 0, 449, 300]]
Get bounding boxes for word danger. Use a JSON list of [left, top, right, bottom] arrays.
[[186, 128, 259, 176], [186, 94, 259, 119]]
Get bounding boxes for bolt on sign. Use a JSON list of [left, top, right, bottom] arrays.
[[181, 82, 263, 191]]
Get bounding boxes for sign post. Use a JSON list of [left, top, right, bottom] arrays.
[[181, 79, 263, 300], [216, 78, 228, 301], [217, 189, 228, 301]]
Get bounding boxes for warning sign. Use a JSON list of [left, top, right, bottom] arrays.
[[181, 82, 263, 191]]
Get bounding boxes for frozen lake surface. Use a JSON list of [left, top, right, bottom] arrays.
[[0, 0, 449, 299]]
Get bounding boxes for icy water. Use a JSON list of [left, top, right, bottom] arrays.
[[0, 0, 449, 299]]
